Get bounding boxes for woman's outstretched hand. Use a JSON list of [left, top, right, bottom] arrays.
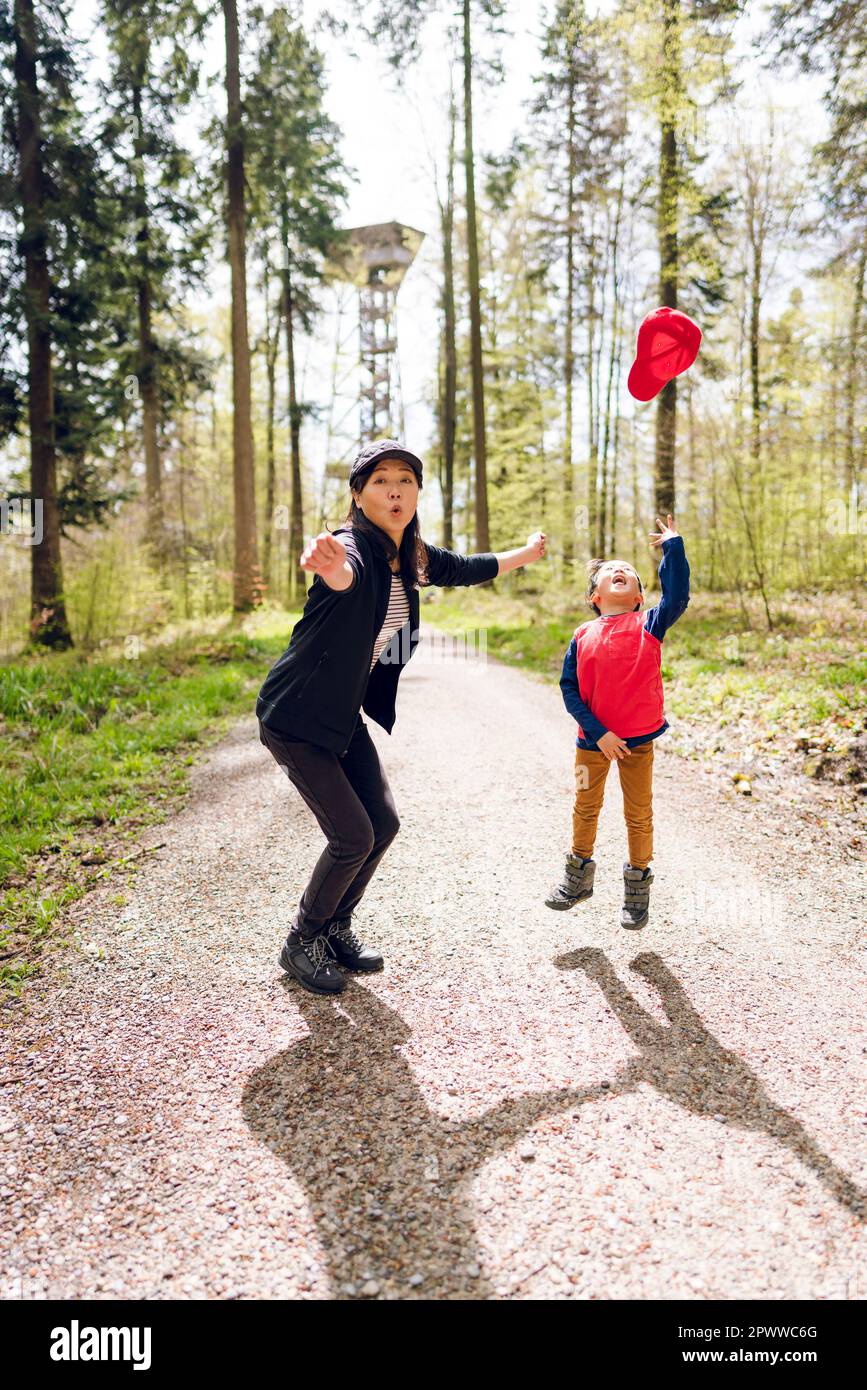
[[526, 531, 548, 563], [300, 532, 354, 591], [492, 530, 547, 576]]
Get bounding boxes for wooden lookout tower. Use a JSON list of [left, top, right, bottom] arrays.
[[321, 220, 425, 492]]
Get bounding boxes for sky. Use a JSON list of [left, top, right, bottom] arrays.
[[63, 1, 829, 501]]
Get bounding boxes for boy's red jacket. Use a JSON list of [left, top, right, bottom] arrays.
[[572, 611, 665, 740], [559, 536, 690, 750]]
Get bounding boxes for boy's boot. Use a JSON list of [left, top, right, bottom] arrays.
[[325, 915, 384, 972], [545, 852, 596, 910], [621, 862, 653, 929]]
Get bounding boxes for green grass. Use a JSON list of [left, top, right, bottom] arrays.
[[0, 608, 296, 999]]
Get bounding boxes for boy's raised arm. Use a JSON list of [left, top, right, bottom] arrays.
[[644, 515, 690, 643]]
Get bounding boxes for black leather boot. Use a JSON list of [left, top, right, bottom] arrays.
[[544, 852, 596, 910], [621, 862, 653, 929], [279, 927, 346, 993], [325, 916, 384, 972]]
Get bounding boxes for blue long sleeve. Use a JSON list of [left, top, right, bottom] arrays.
[[559, 638, 609, 743], [643, 535, 690, 642]]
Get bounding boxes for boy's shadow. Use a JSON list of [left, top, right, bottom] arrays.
[[556, 947, 865, 1221], [242, 982, 622, 1299]]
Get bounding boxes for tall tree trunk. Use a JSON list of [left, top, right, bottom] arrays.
[[14, 0, 72, 648], [748, 223, 766, 582], [320, 286, 347, 532], [845, 240, 866, 582], [844, 241, 865, 497], [178, 417, 190, 619], [440, 69, 457, 549], [610, 291, 624, 556], [262, 254, 278, 593], [484, 223, 500, 398], [655, 0, 680, 518], [587, 257, 599, 553], [520, 225, 549, 527], [685, 370, 695, 547], [708, 441, 718, 590], [829, 300, 840, 475], [630, 422, 640, 554], [601, 169, 625, 556], [749, 234, 762, 470], [282, 241, 304, 601], [132, 77, 164, 566], [594, 213, 608, 552], [223, 0, 260, 612], [136, 269, 162, 554], [462, 0, 490, 552], [563, 65, 577, 568]]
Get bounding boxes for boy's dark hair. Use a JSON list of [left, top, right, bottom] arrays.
[[585, 557, 644, 617]]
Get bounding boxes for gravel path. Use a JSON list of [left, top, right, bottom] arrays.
[[2, 634, 865, 1300]]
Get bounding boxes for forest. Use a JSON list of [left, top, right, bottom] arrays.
[[2, 2, 866, 1314], [1, 0, 864, 652], [0, 2, 865, 991]]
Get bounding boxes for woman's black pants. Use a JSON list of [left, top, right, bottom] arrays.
[[258, 714, 400, 940]]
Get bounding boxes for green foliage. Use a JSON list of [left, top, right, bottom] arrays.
[[246, 2, 352, 314], [474, 161, 560, 550], [0, 611, 294, 993]]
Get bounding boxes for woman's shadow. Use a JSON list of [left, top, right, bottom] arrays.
[[242, 980, 618, 1299], [556, 947, 865, 1222], [243, 953, 864, 1299]]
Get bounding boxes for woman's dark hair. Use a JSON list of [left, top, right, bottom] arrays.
[[340, 465, 429, 590], [585, 557, 644, 616]]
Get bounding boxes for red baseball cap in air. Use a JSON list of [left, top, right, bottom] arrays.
[[627, 307, 702, 402]]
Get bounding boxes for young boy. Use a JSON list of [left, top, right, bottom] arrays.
[[545, 514, 690, 928]]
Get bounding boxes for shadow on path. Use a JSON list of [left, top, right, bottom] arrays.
[[243, 951, 863, 1300], [242, 981, 621, 1299], [555, 948, 865, 1222]]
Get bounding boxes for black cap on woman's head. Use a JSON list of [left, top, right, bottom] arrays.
[[348, 438, 424, 491]]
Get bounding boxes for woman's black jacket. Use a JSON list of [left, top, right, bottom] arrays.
[[256, 525, 499, 755]]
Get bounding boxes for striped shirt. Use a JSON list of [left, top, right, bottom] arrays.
[[369, 571, 411, 672]]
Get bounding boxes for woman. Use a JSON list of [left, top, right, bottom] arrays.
[[257, 437, 547, 995]]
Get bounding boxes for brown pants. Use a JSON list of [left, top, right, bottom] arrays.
[[571, 739, 654, 870]]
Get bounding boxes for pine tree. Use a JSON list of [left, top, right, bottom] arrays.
[[479, 147, 559, 561], [246, 3, 350, 602], [617, 0, 739, 515], [433, 43, 459, 550], [222, 0, 260, 612], [771, 0, 866, 535], [1, 0, 79, 647], [530, 1, 627, 567], [98, 0, 211, 567]]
